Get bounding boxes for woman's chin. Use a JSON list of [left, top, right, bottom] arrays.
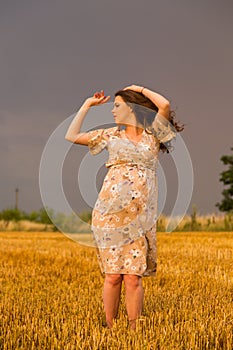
[[114, 120, 124, 126]]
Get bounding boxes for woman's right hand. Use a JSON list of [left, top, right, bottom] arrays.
[[84, 90, 110, 107]]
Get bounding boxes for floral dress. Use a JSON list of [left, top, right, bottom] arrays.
[[87, 115, 175, 277]]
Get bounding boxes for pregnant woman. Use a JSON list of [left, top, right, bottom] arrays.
[[65, 84, 183, 330]]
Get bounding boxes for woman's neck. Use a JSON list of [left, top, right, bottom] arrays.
[[125, 124, 143, 136]]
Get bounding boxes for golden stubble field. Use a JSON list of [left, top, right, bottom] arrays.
[[0, 231, 232, 350]]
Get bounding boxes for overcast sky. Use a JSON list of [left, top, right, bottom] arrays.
[[0, 0, 233, 216]]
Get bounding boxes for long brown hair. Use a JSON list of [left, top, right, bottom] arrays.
[[115, 89, 184, 153]]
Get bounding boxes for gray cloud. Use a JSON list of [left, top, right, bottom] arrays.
[[0, 0, 233, 214]]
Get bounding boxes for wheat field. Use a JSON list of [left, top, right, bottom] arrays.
[[0, 231, 232, 350]]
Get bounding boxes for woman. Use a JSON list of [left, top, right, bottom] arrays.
[[65, 84, 183, 330]]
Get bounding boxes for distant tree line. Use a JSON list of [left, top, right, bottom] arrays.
[[0, 207, 54, 228], [0, 205, 233, 232], [0, 207, 92, 231]]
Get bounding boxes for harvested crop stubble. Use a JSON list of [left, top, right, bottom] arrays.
[[0, 231, 232, 349]]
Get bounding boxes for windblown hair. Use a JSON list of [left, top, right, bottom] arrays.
[[115, 89, 184, 153]]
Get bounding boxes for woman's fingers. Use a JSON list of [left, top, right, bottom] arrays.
[[90, 92, 110, 106], [123, 85, 143, 92], [102, 95, 111, 103], [94, 90, 105, 98], [98, 95, 111, 104], [123, 86, 131, 90], [123, 85, 138, 91]]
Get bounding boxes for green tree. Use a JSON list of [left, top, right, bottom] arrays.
[[26, 210, 40, 222], [38, 207, 54, 224], [37, 207, 58, 231], [79, 210, 92, 224], [216, 147, 233, 212], [0, 208, 22, 228]]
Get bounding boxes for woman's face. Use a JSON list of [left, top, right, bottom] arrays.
[[112, 96, 135, 126]]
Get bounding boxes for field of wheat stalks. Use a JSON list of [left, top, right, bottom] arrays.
[[0, 231, 232, 350]]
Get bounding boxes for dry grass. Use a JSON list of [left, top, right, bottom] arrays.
[[0, 231, 232, 350], [157, 213, 233, 232], [0, 220, 54, 232]]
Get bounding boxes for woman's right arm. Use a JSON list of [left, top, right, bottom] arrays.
[[65, 90, 110, 145]]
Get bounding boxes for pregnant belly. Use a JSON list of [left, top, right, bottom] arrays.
[[101, 165, 147, 200], [93, 165, 149, 223]]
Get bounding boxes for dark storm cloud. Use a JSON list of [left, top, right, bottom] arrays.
[[0, 0, 233, 214]]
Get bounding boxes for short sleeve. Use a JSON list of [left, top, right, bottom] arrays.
[[87, 129, 108, 155], [152, 113, 176, 143]]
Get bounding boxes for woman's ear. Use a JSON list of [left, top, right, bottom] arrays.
[[126, 102, 133, 112]]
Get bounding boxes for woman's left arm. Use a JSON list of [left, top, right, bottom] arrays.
[[124, 84, 170, 119]]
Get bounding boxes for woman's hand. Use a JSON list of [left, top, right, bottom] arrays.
[[84, 90, 110, 108], [124, 85, 170, 119], [123, 84, 144, 93]]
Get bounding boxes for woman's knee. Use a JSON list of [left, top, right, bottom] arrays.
[[124, 275, 142, 289], [105, 274, 123, 286]]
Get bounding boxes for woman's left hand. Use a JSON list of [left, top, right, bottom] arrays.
[[123, 84, 144, 93]]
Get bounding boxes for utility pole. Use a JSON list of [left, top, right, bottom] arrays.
[[15, 187, 19, 210]]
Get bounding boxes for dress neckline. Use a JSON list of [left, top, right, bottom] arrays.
[[123, 129, 145, 145]]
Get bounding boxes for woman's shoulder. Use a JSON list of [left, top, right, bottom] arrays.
[[102, 126, 120, 139]]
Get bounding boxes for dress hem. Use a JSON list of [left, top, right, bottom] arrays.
[[101, 271, 156, 278]]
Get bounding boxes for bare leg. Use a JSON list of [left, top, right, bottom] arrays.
[[103, 274, 123, 328], [123, 275, 144, 330]]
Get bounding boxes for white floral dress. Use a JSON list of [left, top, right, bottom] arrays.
[[87, 115, 175, 277]]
